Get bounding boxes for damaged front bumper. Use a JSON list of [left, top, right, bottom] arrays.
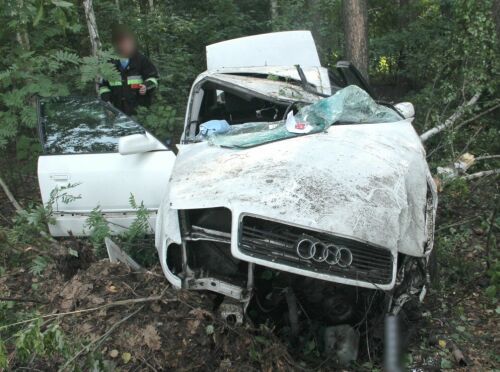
[[156, 205, 399, 306]]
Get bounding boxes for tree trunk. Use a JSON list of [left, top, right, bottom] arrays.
[[342, 0, 368, 80], [16, 31, 30, 51], [270, 0, 278, 26], [493, 0, 500, 42], [83, 0, 102, 57], [115, 0, 122, 21], [13, 0, 30, 50], [308, 0, 322, 45]]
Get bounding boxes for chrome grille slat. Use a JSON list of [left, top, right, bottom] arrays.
[[239, 216, 393, 285]]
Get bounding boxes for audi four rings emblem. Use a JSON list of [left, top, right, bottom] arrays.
[[296, 236, 353, 267]]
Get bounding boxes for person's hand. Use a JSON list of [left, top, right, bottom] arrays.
[[139, 84, 147, 95]]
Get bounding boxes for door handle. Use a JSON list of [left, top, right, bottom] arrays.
[[50, 173, 70, 182]]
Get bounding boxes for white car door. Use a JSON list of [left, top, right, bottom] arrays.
[[37, 97, 175, 237]]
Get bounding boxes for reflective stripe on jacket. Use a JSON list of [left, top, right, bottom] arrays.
[[98, 52, 159, 115]]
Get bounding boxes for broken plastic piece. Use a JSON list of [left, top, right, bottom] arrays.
[[209, 85, 402, 148], [105, 237, 143, 271], [218, 299, 244, 325]]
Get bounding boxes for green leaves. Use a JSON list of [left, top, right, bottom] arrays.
[[29, 255, 50, 276], [440, 358, 453, 369], [80, 50, 120, 85], [135, 104, 178, 141], [85, 206, 112, 256], [123, 193, 152, 241], [0, 339, 7, 369], [51, 0, 73, 8], [53, 50, 81, 65], [14, 319, 69, 363], [33, 1, 44, 26]]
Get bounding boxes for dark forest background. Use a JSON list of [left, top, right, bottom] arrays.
[[0, 1, 499, 370]]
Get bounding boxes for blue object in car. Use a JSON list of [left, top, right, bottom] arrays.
[[199, 120, 231, 137]]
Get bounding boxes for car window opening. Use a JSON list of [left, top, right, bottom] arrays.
[[193, 84, 403, 149]]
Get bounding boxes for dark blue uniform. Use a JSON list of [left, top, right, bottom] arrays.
[[98, 52, 159, 115]]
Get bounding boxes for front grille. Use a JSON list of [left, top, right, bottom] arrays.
[[239, 216, 394, 285]]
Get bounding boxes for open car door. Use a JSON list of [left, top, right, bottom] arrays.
[[37, 97, 175, 237]]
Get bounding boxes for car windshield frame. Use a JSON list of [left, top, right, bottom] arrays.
[[205, 85, 406, 149]]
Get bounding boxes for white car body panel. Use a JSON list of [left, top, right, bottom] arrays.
[[207, 66, 332, 95], [156, 120, 435, 290], [38, 146, 175, 236], [206, 31, 321, 70]]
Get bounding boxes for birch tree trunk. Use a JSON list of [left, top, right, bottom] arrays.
[[342, 0, 369, 80], [115, 0, 122, 21], [420, 92, 481, 142], [270, 0, 278, 28], [13, 0, 30, 50], [83, 0, 102, 57]]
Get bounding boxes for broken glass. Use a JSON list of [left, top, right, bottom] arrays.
[[41, 97, 144, 154], [209, 85, 403, 148]]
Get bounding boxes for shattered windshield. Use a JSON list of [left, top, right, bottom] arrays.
[[205, 85, 402, 149]]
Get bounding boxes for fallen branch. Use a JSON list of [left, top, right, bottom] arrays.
[[420, 92, 481, 142], [452, 101, 500, 133], [0, 297, 48, 304], [0, 175, 69, 256], [435, 153, 499, 189], [0, 175, 22, 212], [476, 155, 500, 161], [58, 306, 144, 372], [486, 199, 498, 269], [461, 168, 500, 180], [0, 294, 167, 330]]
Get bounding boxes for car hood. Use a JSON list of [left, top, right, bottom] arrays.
[[168, 120, 431, 256]]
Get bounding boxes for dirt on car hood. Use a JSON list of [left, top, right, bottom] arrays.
[[168, 120, 431, 256]]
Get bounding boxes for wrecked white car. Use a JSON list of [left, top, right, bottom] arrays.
[[155, 31, 438, 312], [37, 31, 437, 359]]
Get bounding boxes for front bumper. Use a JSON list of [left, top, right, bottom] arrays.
[[157, 206, 398, 301]]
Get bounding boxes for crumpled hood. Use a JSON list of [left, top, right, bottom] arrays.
[[168, 120, 431, 256]]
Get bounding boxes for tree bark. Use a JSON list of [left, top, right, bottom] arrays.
[[0, 175, 22, 212], [83, 0, 102, 57], [493, 0, 500, 42], [420, 92, 481, 142], [13, 0, 30, 50], [115, 0, 121, 19], [342, 0, 369, 80], [308, 0, 322, 44], [270, 0, 278, 26]]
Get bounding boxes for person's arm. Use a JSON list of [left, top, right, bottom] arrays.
[[140, 55, 159, 94], [98, 78, 111, 101]]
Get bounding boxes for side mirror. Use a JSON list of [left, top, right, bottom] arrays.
[[394, 102, 415, 119], [118, 133, 161, 155]]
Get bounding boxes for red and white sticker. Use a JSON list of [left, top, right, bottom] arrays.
[[286, 111, 312, 134]]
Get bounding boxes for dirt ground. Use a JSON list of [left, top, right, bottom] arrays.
[[1, 259, 298, 371], [0, 163, 498, 371]]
